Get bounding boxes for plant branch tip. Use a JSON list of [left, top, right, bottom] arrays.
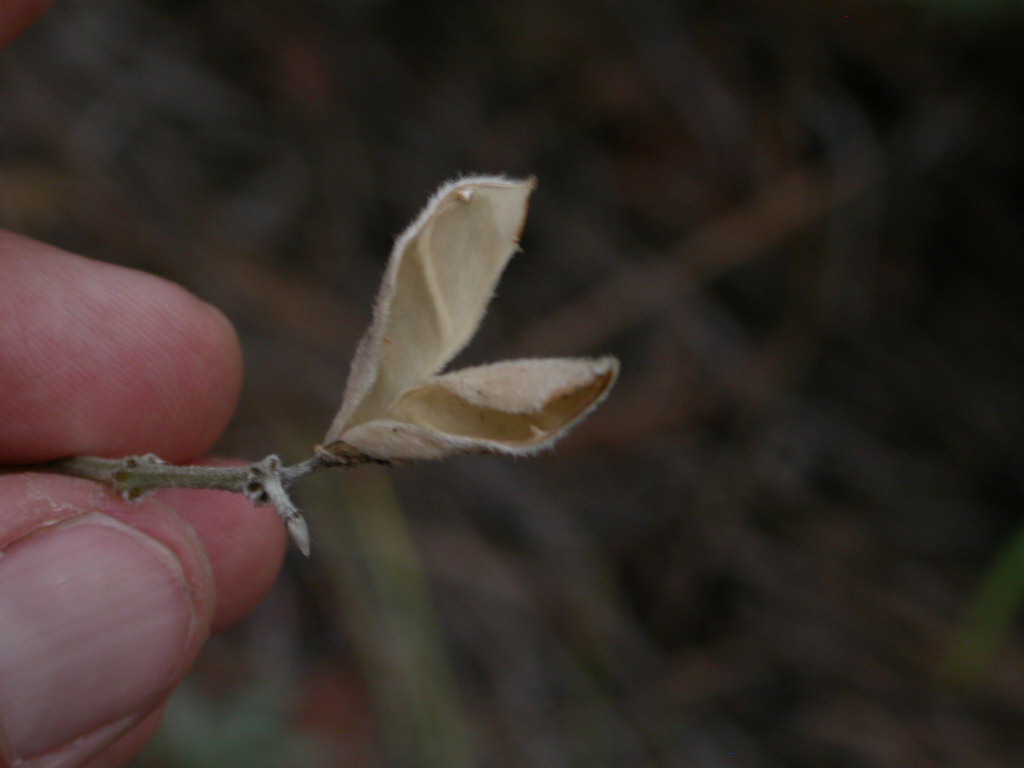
[[18, 174, 618, 557]]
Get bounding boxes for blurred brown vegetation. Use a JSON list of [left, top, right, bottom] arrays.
[[2, 1, 1024, 766]]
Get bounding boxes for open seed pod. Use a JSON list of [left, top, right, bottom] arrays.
[[319, 176, 618, 463]]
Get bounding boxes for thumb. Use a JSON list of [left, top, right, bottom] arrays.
[[0, 474, 217, 767]]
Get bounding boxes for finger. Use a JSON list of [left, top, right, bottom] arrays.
[[0, 0, 53, 49], [0, 473, 216, 767], [0, 468, 288, 765], [0, 231, 243, 463]]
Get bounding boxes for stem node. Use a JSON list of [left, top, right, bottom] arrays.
[[43, 451, 352, 556]]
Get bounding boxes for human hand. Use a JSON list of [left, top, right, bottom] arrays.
[[0, 235, 287, 765], [1, 10, 285, 764]]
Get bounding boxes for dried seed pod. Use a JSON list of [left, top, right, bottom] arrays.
[[320, 176, 618, 463]]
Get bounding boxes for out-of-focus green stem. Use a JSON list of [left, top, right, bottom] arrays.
[[945, 519, 1024, 686]]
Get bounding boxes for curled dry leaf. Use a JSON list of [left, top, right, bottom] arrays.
[[320, 176, 618, 463]]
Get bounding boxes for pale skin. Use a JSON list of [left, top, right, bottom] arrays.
[[0, 3, 287, 765]]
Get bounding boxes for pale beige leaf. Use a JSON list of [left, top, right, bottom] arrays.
[[325, 176, 536, 443], [323, 357, 618, 461]]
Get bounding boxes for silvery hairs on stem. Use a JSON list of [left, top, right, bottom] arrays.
[[52, 176, 619, 555]]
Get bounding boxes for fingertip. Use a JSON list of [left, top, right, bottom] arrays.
[[140, 282, 245, 461], [0, 232, 244, 462]]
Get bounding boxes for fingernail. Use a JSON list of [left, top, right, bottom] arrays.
[[0, 513, 197, 764]]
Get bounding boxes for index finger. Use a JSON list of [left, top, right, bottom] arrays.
[[0, 231, 243, 463]]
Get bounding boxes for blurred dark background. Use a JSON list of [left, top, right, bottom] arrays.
[[3, 1, 1024, 766]]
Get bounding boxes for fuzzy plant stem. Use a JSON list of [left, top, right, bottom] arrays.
[[49, 452, 353, 556]]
